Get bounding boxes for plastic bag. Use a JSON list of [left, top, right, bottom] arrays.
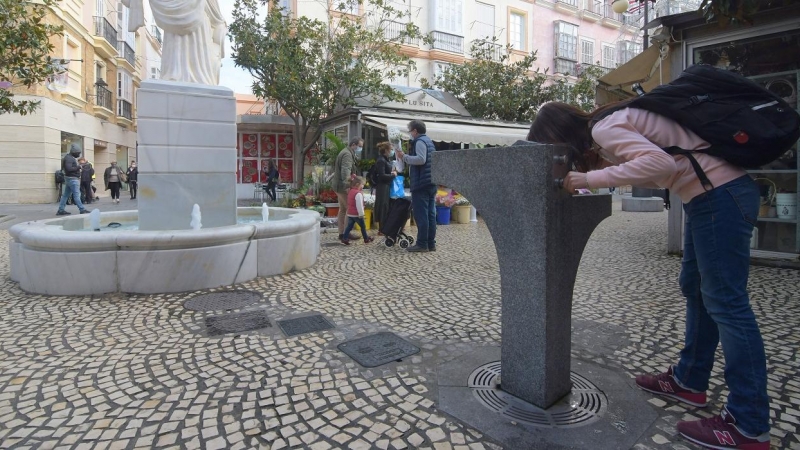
[[390, 175, 405, 199]]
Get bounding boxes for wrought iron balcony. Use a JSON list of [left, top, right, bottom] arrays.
[[95, 85, 113, 110], [471, 40, 503, 61], [576, 63, 613, 77], [557, 0, 579, 7], [583, 0, 603, 14], [554, 57, 579, 75], [430, 31, 464, 54], [383, 21, 419, 46], [118, 41, 136, 67], [93, 16, 118, 47], [117, 99, 133, 120]]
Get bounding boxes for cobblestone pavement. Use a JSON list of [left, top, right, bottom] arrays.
[[1, 200, 798, 449]]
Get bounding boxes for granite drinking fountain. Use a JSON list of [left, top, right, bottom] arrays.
[[8, 80, 320, 296], [432, 143, 658, 449]]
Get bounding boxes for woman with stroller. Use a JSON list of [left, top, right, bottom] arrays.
[[372, 141, 398, 231]]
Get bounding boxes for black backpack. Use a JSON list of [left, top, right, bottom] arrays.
[[605, 64, 800, 188], [54, 170, 65, 185], [367, 161, 380, 187]]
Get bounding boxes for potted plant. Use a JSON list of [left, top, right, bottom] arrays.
[[452, 195, 471, 224], [435, 191, 456, 225]]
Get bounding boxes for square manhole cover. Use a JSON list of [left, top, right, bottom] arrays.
[[337, 332, 420, 368], [205, 310, 271, 336], [278, 314, 335, 337]]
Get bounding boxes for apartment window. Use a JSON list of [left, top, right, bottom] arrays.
[[509, 11, 526, 51], [433, 61, 451, 79], [150, 66, 160, 79], [277, 0, 292, 14], [617, 40, 642, 65], [602, 44, 615, 68], [474, 2, 495, 40], [117, 70, 132, 101], [580, 39, 594, 65], [554, 22, 578, 60], [96, 0, 104, 16], [339, 0, 359, 15], [436, 0, 463, 35], [64, 36, 82, 96], [95, 62, 105, 83]]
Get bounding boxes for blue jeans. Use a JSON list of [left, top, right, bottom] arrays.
[[674, 175, 769, 435], [343, 217, 368, 240], [58, 177, 85, 212], [411, 185, 437, 248]]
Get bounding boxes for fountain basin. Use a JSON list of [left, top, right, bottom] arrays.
[[9, 207, 320, 295]]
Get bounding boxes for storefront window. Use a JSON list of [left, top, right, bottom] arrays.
[[693, 29, 799, 254], [237, 133, 294, 184], [61, 131, 83, 156]]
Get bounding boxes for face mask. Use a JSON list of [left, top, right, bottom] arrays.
[[355, 146, 363, 157], [390, 149, 396, 157]]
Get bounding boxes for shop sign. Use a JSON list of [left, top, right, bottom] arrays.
[[379, 92, 459, 115], [94, 139, 108, 148]]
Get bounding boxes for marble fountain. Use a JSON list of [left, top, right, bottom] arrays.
[[8, 82, 320, 295]]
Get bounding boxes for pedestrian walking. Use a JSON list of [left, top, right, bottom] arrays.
[[372, 141, 398, 230], [126, 161, 138, 200], [78, 158, 95, 205], [104, 161, 126, 204], [56, 144, 88, 216], [528, 101, 770, 450], [332, 137, 363, 241], [263, 160, 279, 203], [396, 119, 436, 252], [340, 177, 374, 245]]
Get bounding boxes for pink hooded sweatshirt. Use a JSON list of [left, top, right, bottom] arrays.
[[587, 108, 747, 204]]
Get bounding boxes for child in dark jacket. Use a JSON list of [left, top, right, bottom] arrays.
[[341, 177, 374, 245]]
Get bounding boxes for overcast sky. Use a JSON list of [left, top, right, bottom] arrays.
[[218, 0, 255, 95]]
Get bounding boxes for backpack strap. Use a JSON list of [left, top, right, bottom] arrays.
[[663, 146, 713, 191]]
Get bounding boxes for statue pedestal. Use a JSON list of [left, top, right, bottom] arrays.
[[136, 80, 237, 230]]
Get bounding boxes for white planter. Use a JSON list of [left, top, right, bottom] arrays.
[[776, 193, 797, 219]]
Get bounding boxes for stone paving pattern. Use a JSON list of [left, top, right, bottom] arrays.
[[0, 200, 798, 449]]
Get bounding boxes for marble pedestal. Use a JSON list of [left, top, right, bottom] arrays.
[[136, 80, 237, 230], [432, 143, 611, 408]]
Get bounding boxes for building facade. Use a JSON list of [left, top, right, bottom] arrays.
[[0, 0, 162, 204]]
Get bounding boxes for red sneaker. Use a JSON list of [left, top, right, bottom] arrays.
[[677, 407, 770, 450], [635, 366, 707, 407]]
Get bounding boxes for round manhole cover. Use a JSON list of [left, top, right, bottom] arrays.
[[184, 290, 262, 312], [468, 361, 607, 428]]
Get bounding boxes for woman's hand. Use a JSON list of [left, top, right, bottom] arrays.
[[563, 171, 589, 192]]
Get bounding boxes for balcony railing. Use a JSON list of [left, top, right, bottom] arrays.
[[118, 41, 136, 67], [95, 84, 113, 110], [152, 26, 162, 45], [93, 16, 118, 47], [554, 57, 579, 75], [117, 99, 133, 120], [583, 0, 603, 14], [557, 0, 579, 7], [472, 40, 503, 61], [383, 21, 420, 46], [604, 4, 624, 21], [576, 63, 613, 77], [430, 31, 464, 54]]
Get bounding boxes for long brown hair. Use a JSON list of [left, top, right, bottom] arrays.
[[527, 100, 633, 172], [377, 141, 393, 156]]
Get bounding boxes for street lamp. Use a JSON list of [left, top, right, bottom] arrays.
[[610, 0, 656, 49]]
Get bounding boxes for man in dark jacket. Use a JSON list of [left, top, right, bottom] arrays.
[[57, 144, 88, 215], [126, 161, 138, 199], [331, 137, 363, 241], [396, 119, 436, 252], [78, 158, 95, 204]]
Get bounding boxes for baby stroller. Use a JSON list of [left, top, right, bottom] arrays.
[[380, 198, 415, 249]]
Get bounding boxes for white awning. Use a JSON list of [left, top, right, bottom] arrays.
[[362, 114, 529, 146]]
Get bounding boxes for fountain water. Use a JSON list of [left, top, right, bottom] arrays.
[[262, 203, 269, 223], [90, 209, 101, 231], [190, 204, 202, 230]]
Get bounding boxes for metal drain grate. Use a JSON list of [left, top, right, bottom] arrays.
[[205, 311, 271, 336], [338, 332, 420, 368], [468, 361, 607, 428], [278, 314, 335, 337], [184, 290, 262, 312]]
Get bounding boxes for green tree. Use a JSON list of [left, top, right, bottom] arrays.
[[229, 0, 428, 178], [0, 0, 63, 115], [421, 40, 555, 123]]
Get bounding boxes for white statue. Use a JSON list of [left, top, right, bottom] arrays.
[[123, 0, 226, 85]]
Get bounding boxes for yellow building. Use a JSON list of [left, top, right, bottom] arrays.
[[0, 0, 161, 204]]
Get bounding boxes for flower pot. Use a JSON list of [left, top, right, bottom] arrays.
[[776, 193, 797, 219], [321, 202, 339, 218], [436, 206, 451, 225], [452, 205, 471, 224]]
